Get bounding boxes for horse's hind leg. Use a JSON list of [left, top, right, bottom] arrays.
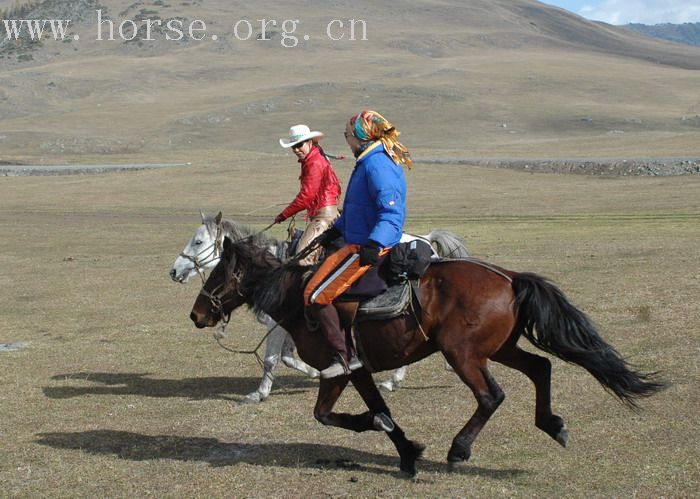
[[491, 340, 568, 447], [280, 331, 320, 378], [443, 354, 505, 469], [377, 366, 407, 392]]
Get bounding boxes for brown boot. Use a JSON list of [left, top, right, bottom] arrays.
[[312, 305, 352, 379]]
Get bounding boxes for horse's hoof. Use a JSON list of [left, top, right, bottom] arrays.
[[399, 441, 424, 477], [446, 444, 470, 471], [556, 426, 569, 448], [244, 392, 264, 404], [399, 461, 417, 477], [377, 381, 395, 392], [447, 459, 464, 472], [399, 467, 417, 478]]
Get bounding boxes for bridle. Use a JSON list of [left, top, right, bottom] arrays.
[[196, 219, 281, 318], [200, 260, 245, 309], [196, 222, 283, 368], [179, 223, 225, 284]]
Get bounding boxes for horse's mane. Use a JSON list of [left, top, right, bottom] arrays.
[[249, 262, 309, 323], [212, 229, 306, 322], [203, 216, 281, 255], [205, 215, 308, 322]]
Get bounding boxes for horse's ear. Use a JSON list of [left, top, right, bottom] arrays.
[[215, 211, 223, 225], [200, 209, 206, 223]]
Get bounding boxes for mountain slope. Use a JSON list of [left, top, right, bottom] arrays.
[[1, 0, 699, 161], [624, 22, 700, 48]]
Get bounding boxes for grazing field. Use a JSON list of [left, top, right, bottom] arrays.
[[1, 154, 698, 497]]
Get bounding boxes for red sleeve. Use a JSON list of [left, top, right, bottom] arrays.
[[280, 156, 324, 219]]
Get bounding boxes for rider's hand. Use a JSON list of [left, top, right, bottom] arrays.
[[274, 213, 286, 224], [359, 240, 381, 266], [314, 225, 341, 248]]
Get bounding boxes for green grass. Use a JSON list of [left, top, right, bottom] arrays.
[[0, 158, 699, 496]]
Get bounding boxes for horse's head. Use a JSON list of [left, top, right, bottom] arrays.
[[189, 235, 250, 329], [170, 211, 223, 283]]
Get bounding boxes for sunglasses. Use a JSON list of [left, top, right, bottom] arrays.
[[292, 140, 308, 149]]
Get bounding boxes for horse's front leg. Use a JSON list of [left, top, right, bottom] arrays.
[[245, 316, 287, 403], [314, 376, 377, 432], [351, 369, 425, 476], [313, 371, 423, 476]]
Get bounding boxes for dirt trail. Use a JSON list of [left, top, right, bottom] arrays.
[[415, 157, 700, 176], [0, 163, 189, 176]]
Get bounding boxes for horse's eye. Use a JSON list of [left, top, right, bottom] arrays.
[[195, 240, 203, 245]]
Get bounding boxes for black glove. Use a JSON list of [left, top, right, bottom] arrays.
[[312, 225, 341, 249], [359, 240, 381, 267]]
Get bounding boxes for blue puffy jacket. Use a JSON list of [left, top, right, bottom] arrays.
[[334, 142, 407, 248]]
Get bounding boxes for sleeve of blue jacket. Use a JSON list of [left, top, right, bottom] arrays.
[[333, 210, 345, 234], [365, 157, 406, 248]]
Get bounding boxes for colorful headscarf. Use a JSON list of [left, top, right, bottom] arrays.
[[350, 110, 412, 169]]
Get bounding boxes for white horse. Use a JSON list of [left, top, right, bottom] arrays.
[[171, 212, 468, 402]]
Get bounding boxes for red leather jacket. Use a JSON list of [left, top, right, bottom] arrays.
[[281, 145, 341, 220]]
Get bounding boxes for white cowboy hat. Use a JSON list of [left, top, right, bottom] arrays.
[[279, 124, 324, 148]]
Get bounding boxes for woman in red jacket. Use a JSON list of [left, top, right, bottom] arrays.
[[275, 124, 342, 265]]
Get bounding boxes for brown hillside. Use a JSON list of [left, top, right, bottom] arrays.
[[1, 0, 699, 162]]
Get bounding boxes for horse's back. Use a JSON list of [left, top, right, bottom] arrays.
[[424, 259, 514, 298], [421, 259, 517, 344]]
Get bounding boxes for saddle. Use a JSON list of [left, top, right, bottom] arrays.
[[331, 278, 420, 325], [356, 279, 414, 321], [332, 279, 422, 374]]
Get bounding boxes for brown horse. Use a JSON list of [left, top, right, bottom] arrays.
[[190, 234, 663, 476]]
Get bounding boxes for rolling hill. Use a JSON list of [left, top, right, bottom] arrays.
[[1, 0, 699, 163]]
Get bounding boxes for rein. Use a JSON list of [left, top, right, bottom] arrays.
[[188, 221, 277, 285], [196, 220, 278, 360], [213, 319, 284, 369]]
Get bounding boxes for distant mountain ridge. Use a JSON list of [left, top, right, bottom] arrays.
[[624, 22, 700, 47]]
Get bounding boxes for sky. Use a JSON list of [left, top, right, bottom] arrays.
[[540, 0, 700, 25]]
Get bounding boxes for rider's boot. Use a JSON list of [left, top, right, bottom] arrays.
[[313, 304, 361, 378]]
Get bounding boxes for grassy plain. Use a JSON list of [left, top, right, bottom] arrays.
[[1, 154, 699, 497]]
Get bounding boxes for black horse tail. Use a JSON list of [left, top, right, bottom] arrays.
[[512, 272, 664, 407]]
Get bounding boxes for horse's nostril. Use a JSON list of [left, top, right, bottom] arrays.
[[169, 268, 177, 279]]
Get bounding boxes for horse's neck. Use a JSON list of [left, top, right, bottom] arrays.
[[220, 219, 286, 258], [247, 260, 307, 326]]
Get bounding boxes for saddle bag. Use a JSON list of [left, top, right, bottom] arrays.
[[387, 239, 433, 281]]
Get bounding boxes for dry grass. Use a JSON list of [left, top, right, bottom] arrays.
[[1, 157, 698, 497], [2, 0, 699, 495]]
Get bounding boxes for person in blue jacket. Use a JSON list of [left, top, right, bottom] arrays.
[[305, 110, 412, 379]]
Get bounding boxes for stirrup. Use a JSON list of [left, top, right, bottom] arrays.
[[348, 356, 363, 371]]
